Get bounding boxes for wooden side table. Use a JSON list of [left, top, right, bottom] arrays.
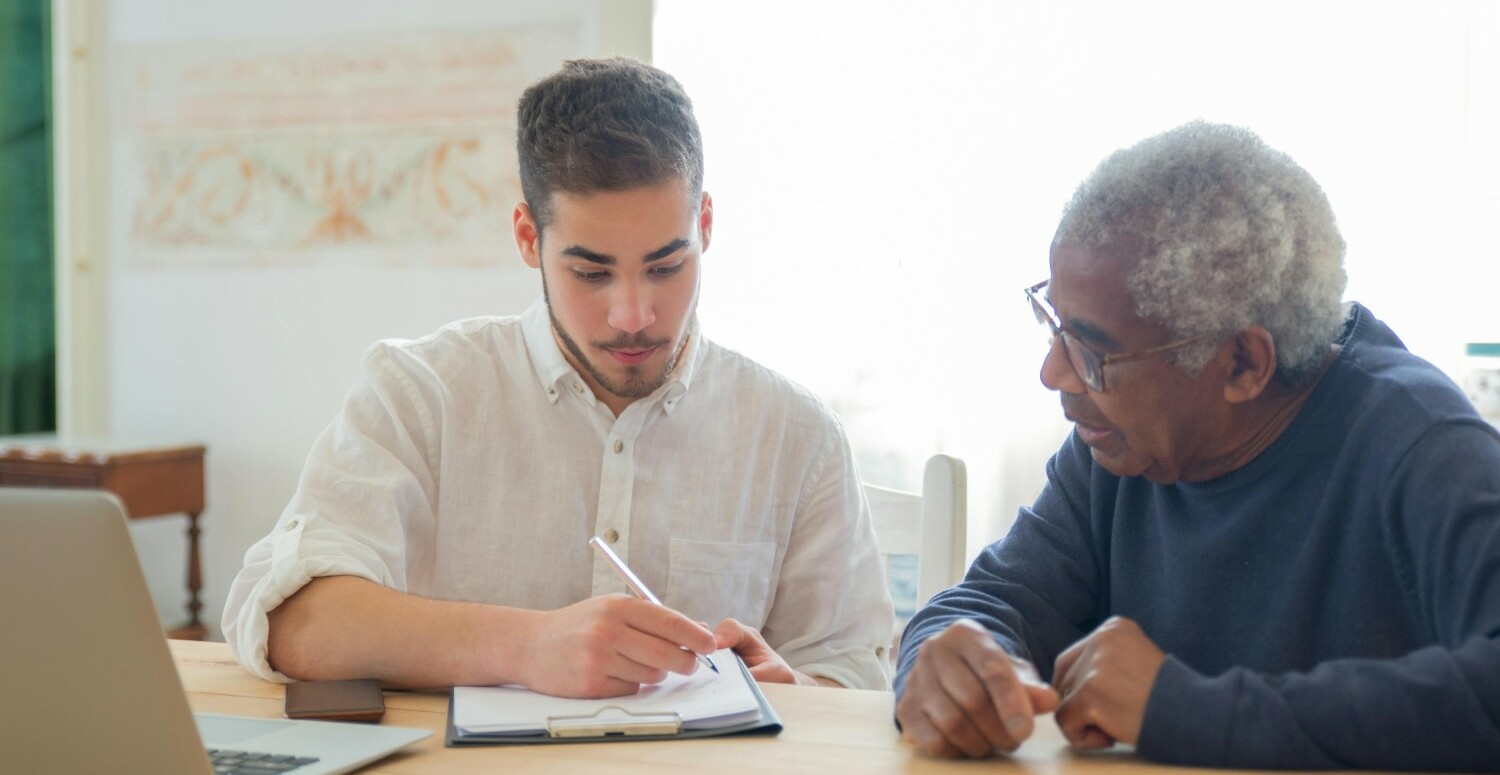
[[0, 436, 208, 640]]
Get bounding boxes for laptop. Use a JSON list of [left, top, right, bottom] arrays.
[[0, 488, 431, 775]]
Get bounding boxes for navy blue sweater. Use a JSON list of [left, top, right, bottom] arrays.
[[896, 305, 1500, 770]]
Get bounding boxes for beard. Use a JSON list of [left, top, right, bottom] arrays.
[[542, 274, 690, 402]]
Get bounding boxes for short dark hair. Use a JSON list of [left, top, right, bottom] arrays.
[[517, 57, 703, 230]]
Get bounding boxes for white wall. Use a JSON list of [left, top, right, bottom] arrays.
[[99, 0, 650, 636]]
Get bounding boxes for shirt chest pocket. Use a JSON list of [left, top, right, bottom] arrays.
[[665, 539, 778, 629]]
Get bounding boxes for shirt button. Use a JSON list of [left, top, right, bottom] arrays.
[[284, 519, 299, 531], [573, 382, 585, 393], [875, 646, 885, 658], [613, 440, 624, 453], [606, 529, 620, 543]]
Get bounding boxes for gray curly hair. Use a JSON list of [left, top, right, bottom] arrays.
[[1053, 121, 1347, 386]]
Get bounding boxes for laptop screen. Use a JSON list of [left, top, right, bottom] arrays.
[[0, 488, 427, 775]]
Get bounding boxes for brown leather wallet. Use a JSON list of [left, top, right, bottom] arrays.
[[283, 678, 386, 723]]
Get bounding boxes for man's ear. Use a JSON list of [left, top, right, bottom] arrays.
[[698, 191, 714, 253], [513, 202, 541, 269], [1223, 326, 1278, 404]]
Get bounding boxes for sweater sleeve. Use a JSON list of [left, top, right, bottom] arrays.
[[1139, 421, 1500, 771], [894, 431, 1105, 697]]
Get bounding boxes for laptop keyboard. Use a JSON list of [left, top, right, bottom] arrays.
[[207, 749, 320, 774]]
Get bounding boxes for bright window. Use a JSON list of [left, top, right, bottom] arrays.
[[656, 0, 1500, 555]]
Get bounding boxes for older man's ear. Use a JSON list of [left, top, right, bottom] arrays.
[[1222, 326, 1279, 404]]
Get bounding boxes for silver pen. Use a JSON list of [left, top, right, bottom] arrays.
[[589, 535, 719, 674]]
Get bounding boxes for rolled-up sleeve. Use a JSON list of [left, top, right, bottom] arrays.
[[221, 344, 441, 681], [762, 419, 896, 690]]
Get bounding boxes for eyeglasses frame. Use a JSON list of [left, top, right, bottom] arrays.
[[1024, 279, 1214, 392]]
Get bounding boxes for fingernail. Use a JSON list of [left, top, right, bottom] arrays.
[[1005, 715, 1028, 735]]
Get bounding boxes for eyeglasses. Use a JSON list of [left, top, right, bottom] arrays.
[[1024, 279, 1212, 392]]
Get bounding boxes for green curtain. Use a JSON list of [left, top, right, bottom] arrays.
[[0, 0, 55, 435]]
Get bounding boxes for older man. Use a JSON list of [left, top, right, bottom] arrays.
[[894, 122, 1500, 770]]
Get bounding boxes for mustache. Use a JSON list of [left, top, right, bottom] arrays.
[[593, 333, 670, 351], [1061, 395, 1107, 427]]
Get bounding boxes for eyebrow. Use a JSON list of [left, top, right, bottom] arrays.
[[559, 238, 690, 266], [1042, 288, 1124, 351], [1065, 317, 1123, 352]]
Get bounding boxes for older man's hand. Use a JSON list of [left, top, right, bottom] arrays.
[[896, 619, 1060, 758], [1051, 616, 1165, 750]]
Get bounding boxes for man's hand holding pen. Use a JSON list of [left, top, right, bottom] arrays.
[[586, 535, 824, 690], [512, 594, 717, 699]]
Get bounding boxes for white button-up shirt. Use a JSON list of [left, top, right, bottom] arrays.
[[223, 300, 894, 690]]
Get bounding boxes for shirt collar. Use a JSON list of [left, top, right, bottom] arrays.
[[520, 298, 702, 413], [522, 299, 581, 405], [659, 319, 701, 415]]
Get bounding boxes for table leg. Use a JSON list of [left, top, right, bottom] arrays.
[[169, 511, 208, 641]]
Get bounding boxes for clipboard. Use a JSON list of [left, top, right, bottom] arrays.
[[444, 652, 782, 746]]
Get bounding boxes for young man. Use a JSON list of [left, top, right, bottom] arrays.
[[223, 58, 893, 696], [894, 122, 1500, 769]]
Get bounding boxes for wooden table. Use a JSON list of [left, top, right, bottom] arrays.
[[0, 435, 208, 639], [172, 641, 1171, 775]]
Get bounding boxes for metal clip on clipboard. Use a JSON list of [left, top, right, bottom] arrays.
[[545, 706, 685, 738]]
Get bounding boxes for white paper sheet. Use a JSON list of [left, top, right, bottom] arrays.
[[453, 648, 761, 736]]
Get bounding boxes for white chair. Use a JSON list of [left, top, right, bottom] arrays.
[[865, 454, 968, 632]]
